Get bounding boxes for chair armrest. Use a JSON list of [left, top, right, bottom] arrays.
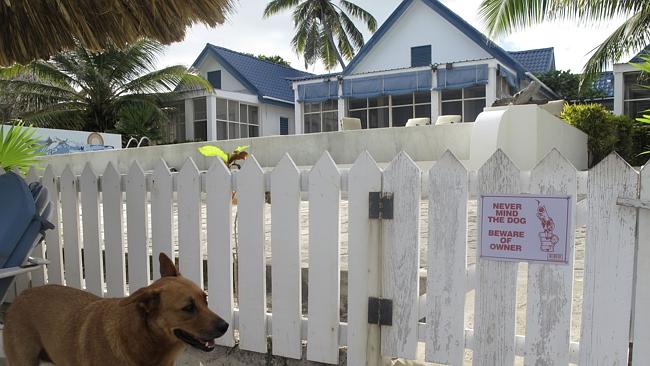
[[0, 259, 49, 279]]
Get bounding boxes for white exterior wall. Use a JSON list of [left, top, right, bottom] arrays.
[[260, 103, 295, 136], [195, 55, 253, 95], [349, 0, 491, 75], [613, 63, 637, 115]]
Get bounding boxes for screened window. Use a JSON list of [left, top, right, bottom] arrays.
[[303, 100, 339, 133], [440, 85, 486, 122], [347, 92, 430, 129], [166, 101, 186, 143], [280, 117, 289, 135], [193, 97, 207, 141], [623, 72, 650, 118], [215, 98, 259, 140]]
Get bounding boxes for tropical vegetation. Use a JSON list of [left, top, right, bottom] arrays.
[[0, 122, 44, 174], [535, 70, 605, 101], [263, 0, 377, 70], [479, 0, 650, 77], [0, 39, 211, 136]]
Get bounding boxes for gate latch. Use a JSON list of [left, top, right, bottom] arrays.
[[368, 297, 392, 326], [369, 192, 393, 219]]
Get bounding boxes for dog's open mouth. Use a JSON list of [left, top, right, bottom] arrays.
[[174, 329, 216, 352]]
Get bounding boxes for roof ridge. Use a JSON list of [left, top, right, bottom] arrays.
[[206, 43, 312, 75], [508, 47, 554, 54]]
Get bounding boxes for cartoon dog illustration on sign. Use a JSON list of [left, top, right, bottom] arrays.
[[536, 200, 559, 252]]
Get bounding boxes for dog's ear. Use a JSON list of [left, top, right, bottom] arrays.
[[159, 252, 180, 277], [120, 287, 161, 314]]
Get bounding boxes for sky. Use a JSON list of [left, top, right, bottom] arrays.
[[158, 0, 631, 75]]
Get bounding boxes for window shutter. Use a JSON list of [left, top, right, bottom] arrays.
[[280, 117, 289, 135], [411, 45, 431, 67], [207, 70, 222, 89]]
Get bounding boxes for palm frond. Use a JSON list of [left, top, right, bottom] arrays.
[[264, 0, 302, 17], [338, 0, 377, 32]]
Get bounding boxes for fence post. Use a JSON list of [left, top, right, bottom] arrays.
[[632, 161, 650, 365]]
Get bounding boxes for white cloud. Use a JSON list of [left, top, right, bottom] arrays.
[[158, 0, 634, 74]]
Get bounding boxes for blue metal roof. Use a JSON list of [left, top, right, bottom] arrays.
[[342, 0, 529, 77], [508, 47, 555, 74], [592, 71, 614, 98], [192, 44, 313, 105]]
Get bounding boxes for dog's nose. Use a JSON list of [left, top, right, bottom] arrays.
[[214, 319, 229, 336]]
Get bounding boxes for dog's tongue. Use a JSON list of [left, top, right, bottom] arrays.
[[205, 339, 216, 348]]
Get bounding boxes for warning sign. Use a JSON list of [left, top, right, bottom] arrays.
[[479, 194, 571, 264]]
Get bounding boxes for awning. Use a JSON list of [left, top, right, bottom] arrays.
[[297, 80, 339, 103], [435, 64, 488, 90], [342, 70, 432, 99]]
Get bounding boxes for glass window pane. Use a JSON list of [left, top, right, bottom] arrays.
[[349, 110, 367, 129], [216, 98, 227, 120], [217, 121, 227, 140], [349, 98, 367, 110], [414, 104, 431, 119], [323, 112, 338, 132], [464, 85, 486, 99], [240, 104, 248, 123], [249, 106, 259, 125], [228, 100, 239, 121], [249, 125, 259, 137], [176, 122, 186, 142], [625, 99, 650, 118], [392, 93, 413, 106], [464, 99, 486, 122], [392, 106, 413, 127], [369, 108, 389, 129], [624, 72, 650, 100], [368, 96, 389, 107], [414, 92, 431, 104], [305, 102, 320, 113], [194, 121, 207, 141], [240, 124, 249, 138], [229, 122, 240, 139], [441, 89, 462, 101], [304, 114, 320, 134], [322, 99, 337, 111], [441, 101, 462, 116], [193, 98, 207, 120]]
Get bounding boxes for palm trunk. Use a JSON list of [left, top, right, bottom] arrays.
[[320, 5, 346, 70]]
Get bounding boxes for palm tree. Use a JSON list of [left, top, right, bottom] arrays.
[[479, 0, 650, 77], [0, 39, 211, 132], [263, 0, 377, 70]]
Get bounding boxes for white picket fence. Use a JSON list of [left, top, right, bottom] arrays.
[[3, 149, 650, 365]]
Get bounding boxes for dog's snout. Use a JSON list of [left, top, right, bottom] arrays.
[[214, 319, 229, 336]]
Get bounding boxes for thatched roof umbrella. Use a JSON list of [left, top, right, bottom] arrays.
[[0, 0, 234, 66]]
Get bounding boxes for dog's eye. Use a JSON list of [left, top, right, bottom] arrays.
[[182, 303, 196, 314]]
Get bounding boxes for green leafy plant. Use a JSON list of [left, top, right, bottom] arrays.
[[112, 102, 168, 145], [0, 121, 44, 174], [198, 145, 249, 170]]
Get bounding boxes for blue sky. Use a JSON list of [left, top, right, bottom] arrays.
[[158, 0, 629, 74]]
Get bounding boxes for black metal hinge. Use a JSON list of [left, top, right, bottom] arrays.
[[368, 297, 393, 326], [369, 192, 393, 219]]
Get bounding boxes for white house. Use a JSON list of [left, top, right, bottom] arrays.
[[291, 0, 558, 134], [613, 48, 650, 118], [167, 44, 313, 142]]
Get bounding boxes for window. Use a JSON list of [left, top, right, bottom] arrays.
[[193, 97, 207, 141], [207, 70, 221, 89], [347, 92, 430, 129], [303, 100, 339, 133], [440, 85, 486, 122], [624, 72, 650, 118], [280, 117, 289, 135], [215, 98, 259, 140], [165, 101, 186, 143], [411, 45, 432, 67]]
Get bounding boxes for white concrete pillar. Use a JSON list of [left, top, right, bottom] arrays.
[[206, 95, 217, 141], [184, 98, 194, 141], [614, 71, 625, 115], [294, 87, 303, 134], [486, 66, 498, 107], [337, 82, 345, 131], [431, 71, 439, 124]]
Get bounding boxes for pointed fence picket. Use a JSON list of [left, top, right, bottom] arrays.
[[237, 155, 267, 353], [381, 151, 421, 359], [633, 162, 650, 366], [8, 149, 650, 366], [26, 166, 46, 287], [580, 154, 639, 365], [271, 154, 302, 359], [80, 164, 104, 297], [306, 152, 342, 364], [473, 150, 520, 366], [425, 151, 467, 365]]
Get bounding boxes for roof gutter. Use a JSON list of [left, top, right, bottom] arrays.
[[262, 95, 294, 105], [525, 72, 560, 100]]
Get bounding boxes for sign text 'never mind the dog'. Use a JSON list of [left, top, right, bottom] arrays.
[[479, 194, 572, 264]]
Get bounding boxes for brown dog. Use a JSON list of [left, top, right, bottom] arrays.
[[3, 253, 228, 366]]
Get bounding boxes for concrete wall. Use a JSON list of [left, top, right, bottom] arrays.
[[37, 124, 474, 175], [469, 105, 588, 170], [349, 0, 491, 75]]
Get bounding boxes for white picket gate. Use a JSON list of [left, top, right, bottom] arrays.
[[3, 149, 649, 366]]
